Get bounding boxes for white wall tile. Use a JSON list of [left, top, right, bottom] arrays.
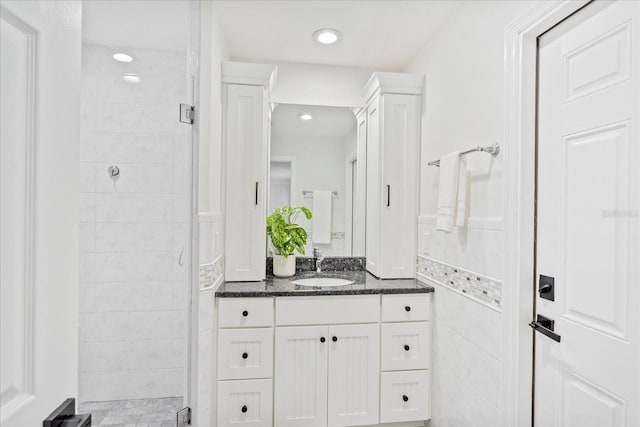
[[93, 133, 174, 165], [95, 193, 176, 222], [79, 339, 184, 372], [80, 311, 186, 343], [79, 281, 180, 313], [79, 44, 189, 402], [95, 222, 185, 253]]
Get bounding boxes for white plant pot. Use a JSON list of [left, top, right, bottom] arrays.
[[273, 254, 296, 277]]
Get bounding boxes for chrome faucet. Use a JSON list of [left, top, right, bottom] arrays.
[[313, 248, 324, 273]]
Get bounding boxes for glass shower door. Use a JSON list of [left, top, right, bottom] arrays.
[[77, 1, 197, 425]]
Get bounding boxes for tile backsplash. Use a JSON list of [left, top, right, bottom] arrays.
[[416, 255, 502, 311]]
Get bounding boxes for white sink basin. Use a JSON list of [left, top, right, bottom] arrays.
[[291, 277, 354, 287]]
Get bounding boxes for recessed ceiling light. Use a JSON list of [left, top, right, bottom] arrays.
[[122, 74, 141, 83], [313, 28, 341, 45], [113, 53, 133, 63], [298, 113, 313, 121]]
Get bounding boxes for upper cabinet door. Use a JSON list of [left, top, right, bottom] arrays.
[[274, 326, 329, 427], [365, 100, 382, 276], [224, 83, 268, 281], [327, 323, 380, 426], [380, 93, 420, 278]]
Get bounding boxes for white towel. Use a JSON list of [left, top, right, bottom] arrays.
[[455, 159, 467, 227], [312, 190, 332, 244], [436, 151, 460, 232]]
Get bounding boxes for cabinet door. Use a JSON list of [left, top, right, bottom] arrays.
[[365, 98, 381, 276], [274, 326, 328, 427], [380, 93, 420, 278], [327, 324, 380, 426], [224, 83, 267, 281]]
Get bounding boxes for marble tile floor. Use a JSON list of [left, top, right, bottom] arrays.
[[78, 397, 183, 426]]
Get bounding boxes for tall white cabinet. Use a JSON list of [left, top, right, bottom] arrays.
[[363, 72, 423, 279], [222, 62, 276, 281]]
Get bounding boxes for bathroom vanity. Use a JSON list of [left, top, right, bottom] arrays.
[[215, 270, 434, 427]]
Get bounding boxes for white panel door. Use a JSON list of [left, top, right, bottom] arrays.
[[535, 2, 639, 426], [380, 94, 420, 279], [327, 324, 380, 426], [274, 326, 328, 427], [224, 83, 267, 281], [0, 1, 81, 425]]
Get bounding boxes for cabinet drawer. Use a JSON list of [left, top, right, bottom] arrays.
[[218, 328, 273, 380], [380, 370, 430, 423], [276, 295, 380, 326], [381, 322, 430, 371], [219, 297, 273, 327], [217, 379, 273, 427], [381, 294, 431, 322]]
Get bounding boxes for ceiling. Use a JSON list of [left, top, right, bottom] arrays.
[[271, 104, 356, 138], [213, 0, 462, 71], [82, 0, 190, 51]]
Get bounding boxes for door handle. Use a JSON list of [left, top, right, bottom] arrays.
[[255, 182, 259, 206], [386, 185, 390, 207], [529, 314, 561, 342]]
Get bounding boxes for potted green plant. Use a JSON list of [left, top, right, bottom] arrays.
[[266, 206, 312, 277]]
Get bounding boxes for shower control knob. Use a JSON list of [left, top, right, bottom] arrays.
[[242, 352, 248, 359], [242, 310, 248, 317], [402, 395, 409, 402], [405, 306, 411, 312], [404, 345, 410, 351], [241, 405, 247, 413]]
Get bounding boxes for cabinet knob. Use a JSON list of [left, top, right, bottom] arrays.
[[405, 306, 411, 312], [404, 344, 410, 351], [241, 405, 248, 413], [242, 352, 248, 359], [332, 336, 338, 342], [320, 337, 326, 343], [402, 395, 409, 402], [242, 310, 248, 317]]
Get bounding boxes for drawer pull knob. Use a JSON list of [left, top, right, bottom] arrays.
[[242, 352, 248, 359], [242, 310, 248, 317], [402, 395, 409, 402], [332, 336, 338, 342], [405, 306, 411, 312], [241, 405, 248, 413], [404, 344, 410, 351], [320, 337, 326, 343]]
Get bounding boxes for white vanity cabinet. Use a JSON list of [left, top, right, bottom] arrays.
[[363, 72, 423, 279], [221, 62, 276, 281], [216, 293, 432, 427]]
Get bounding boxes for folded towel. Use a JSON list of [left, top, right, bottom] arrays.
[[312, 190, 332, 244], [455, 159, 467, 227], [436, 151, 460, 232]]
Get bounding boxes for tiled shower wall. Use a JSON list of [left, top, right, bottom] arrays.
[[79, 44, 189, 401]]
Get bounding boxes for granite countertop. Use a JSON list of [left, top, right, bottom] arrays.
[[215, 270, 435, 298]]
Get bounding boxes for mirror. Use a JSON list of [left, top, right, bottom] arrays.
[[269, 104, 365, 257]]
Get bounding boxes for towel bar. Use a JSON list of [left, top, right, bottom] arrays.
[[427, 143, 500, 167]]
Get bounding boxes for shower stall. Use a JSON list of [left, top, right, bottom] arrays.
[[77, 1, 198, 424]]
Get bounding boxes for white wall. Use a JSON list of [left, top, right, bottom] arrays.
[[78, 44, 189, 401], [196, 2, 228, 426], [270, 61, 374, 107], [404, 1, 535, 426]]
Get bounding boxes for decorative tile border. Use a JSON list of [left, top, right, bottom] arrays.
[[416, 255, 502, 312], [200, 256, 223, 290]]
